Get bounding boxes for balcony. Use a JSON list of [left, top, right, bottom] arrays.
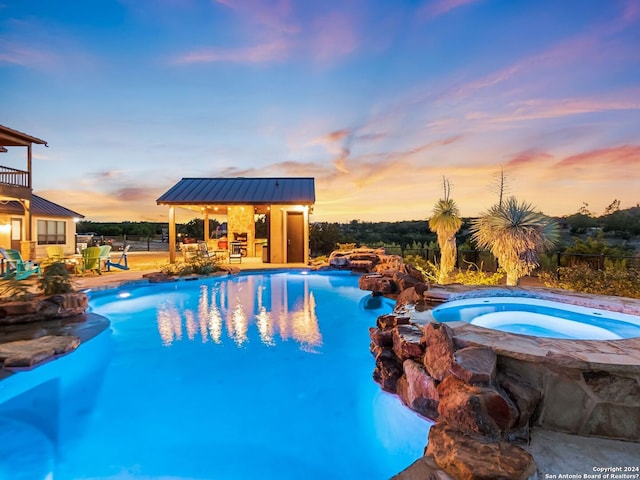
[[0, 165, 31, 200]]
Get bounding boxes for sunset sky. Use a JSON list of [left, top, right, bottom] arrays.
[[2, 0, 639, 224]]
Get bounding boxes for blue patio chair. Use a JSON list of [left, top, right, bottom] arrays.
[[0, 248, 41, 280], [106, 244, 130, 271]]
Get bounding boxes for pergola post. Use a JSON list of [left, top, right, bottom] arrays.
[[204, 209, 210, 243], [169, 206, 176, 263]]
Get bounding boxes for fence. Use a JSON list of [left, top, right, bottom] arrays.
[[76, 234, 168, 252], [382, 246, 639, 275]]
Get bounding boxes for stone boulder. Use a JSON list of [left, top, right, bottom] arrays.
[[359, 274, 395, 294], [373, 349, 404, 393], [392, 324, 426, 361], [423, 322, 456, 381], [0, 335, 81, 368], [437, 376, 519, 437], [369, 327, 393, 348], [142, 272, 178, 283], [0, 293, 88, 325], [496, 370, 542, 434], [450, 346, 497, 384], [391, 271, 424, 292], [425, 422, 536, 480], [377, 314, 411, 330], [36, 293, 88, 318], [396, 359, 440, 419], [395, 286, 423, 308]]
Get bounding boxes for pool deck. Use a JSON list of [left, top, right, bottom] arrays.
[[72, 251, 311, 290]]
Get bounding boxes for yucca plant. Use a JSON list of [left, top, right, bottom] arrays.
[[428, 178, 462, 284], [470, 196, 559, 286]]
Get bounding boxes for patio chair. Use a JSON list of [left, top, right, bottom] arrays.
[[197, 241, 211, 258], [98, 245, 112, 270], [181, 243, 200, 262], [229, 241, 242, 264], [106, 245, 130, 271], [0, 248, 41, 280], [45, 246, 65, 262], [77, 246, 102, 275]]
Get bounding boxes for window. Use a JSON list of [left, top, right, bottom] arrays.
[[37, 220, 66, 245]]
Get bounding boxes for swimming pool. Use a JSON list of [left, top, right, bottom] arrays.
[[431, 296, 640, 340], [0, 271, 429, 479]]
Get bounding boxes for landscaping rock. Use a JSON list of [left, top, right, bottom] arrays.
[[450, 346, 497, 384], [391, 271, 424, 292], [393, 324, 426, 360], [425, 422, 536, 480], [0, 293, 88, 325], [369, 327, 393, 348], [497, 370, 542, 433], [0, 335, 81, 368], [0, 300, 38, 318], [423, 322, 456, 381], [396, 359, 440, 419], [359, 274, 395, 294], [395, 286, 423, 308], [36, 293, 88, 318], [377, 314, 411, 330], [142, 272, 178, 283], [437, 376, 519, 436], [373, 348, 404, 393]]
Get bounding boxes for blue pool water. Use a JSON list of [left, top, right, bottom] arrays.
[[431, 296, 640, 340], [0, 271, 430, 480]]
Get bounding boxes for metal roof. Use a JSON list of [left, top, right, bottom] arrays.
[[0, 194, 84, 218], [0, 125, 48, 147], [157, 177, 315, 205]]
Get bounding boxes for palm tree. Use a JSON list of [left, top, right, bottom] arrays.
[[471, 196, 560, 286], [428, 179, 462, 284]]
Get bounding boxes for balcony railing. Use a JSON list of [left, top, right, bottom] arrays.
[[0, 165, 30, 188]]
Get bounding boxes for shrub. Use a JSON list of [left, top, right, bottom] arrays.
[[405, 255, 504, 286], [404, 255, 438, 283], [0, 279, 33, 303], [161, 257, 220, 277], [451, 262, 505, 286], [39, 262, 75, 296], [539, 264, 640, 299]]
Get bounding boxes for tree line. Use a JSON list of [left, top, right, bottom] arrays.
[[78, 203, 640, 256]]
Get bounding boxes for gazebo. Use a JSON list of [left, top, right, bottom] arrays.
[[157, 177, 315, 264]]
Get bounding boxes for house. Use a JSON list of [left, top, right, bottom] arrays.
[[0, 125, 84, 260], [157, 177, 315, 264]]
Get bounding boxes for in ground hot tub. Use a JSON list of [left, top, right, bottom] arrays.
[[431, 296, 640, 340]]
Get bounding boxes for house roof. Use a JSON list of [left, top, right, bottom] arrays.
[[157, 177, 315, 205], [0, 125, 48, 147], [0, 194, 84, 218]]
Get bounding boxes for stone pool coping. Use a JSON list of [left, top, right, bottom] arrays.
[[402, 285, 640, 373]]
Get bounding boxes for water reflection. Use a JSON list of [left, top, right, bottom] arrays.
[[156, 275, 323, 349]]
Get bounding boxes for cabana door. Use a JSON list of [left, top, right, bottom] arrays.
[[286, 212, 304, 263]]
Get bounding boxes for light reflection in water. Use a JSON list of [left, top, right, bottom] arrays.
[[155, 275, 323, 349]]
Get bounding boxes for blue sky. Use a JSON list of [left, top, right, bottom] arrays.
[[2, 0, 639, 223]]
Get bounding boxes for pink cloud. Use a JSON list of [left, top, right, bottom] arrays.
[[506, 149, 554, 168], [556, 145, 640, 169], [420, 0, 482, 20], [488, 96, 640, 124], [174, 40, 289, 64]]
